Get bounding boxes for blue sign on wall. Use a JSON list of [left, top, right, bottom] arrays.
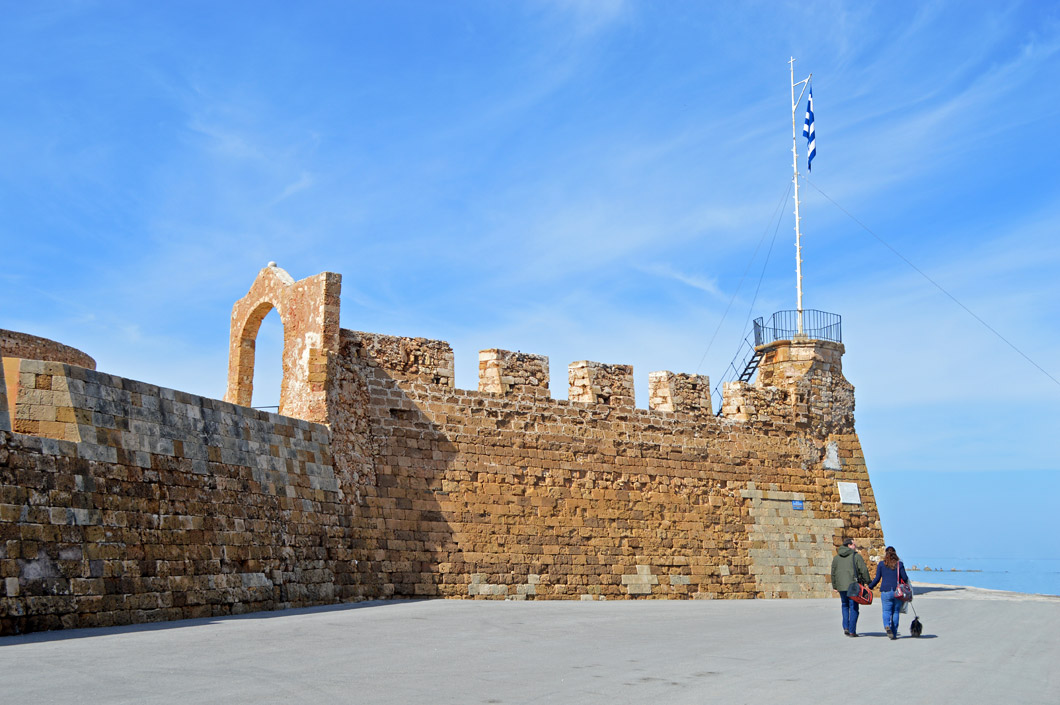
[[792, 500, 804, 510]]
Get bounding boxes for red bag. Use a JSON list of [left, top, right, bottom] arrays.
[[895, 562, 914, 602], [847, 582, 873, 605]]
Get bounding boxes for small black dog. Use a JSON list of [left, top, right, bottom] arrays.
[[910, 617, 923, 637]]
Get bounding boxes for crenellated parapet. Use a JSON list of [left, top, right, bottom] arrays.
[[479, 349, 549, 397], [218, 269, 853, 431], [344, 330, 455, 387], [648, 371, 711, 414], [567, 360, 635, 409], [721, 380, 790, 423]]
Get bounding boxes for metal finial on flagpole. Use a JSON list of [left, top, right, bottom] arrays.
[[789, 58, 811, 337]]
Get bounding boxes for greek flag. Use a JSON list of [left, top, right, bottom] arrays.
[[802, 87, 816, 171]]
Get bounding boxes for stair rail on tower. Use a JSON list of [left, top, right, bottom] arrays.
[[712, 309, 841, 415]]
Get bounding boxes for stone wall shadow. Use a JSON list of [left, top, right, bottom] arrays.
[[0, 599, 424, 646], [329, 334, 459, 601]]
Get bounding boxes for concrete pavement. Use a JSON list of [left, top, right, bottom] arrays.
[[1, 583, 1056, 704]]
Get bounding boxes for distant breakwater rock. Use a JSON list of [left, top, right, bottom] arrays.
[[909, 566, 984, 573]]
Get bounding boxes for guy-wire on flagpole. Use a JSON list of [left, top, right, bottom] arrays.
[[789, 57, 811, 337]]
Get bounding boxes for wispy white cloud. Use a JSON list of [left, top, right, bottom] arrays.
[[3, 0, 1058, 480], [816, 10, 1060, 204], [538, 0, 633, 37], [274, 171, 314, 203], [637, 262, 725, 299]]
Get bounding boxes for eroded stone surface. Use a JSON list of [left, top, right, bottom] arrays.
[[568, 360, 635, 408], [648, 371, 711, 414], [479, 349, 549, 398]]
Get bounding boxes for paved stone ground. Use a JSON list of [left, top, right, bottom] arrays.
[[1, 584, 1056, 704]]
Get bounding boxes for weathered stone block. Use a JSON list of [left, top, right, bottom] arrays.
[[479, 350, 550, 397], [648, 371, 711, 415], [568, 361, 634, 408]]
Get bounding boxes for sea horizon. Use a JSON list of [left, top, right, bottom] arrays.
[[900, 556, 1060, 597]]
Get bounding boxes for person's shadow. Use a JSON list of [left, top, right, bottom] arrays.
[[862, 627, 938, 639]]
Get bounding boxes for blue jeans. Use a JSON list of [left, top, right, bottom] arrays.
[[839, 593, 859, 633], [881, 590, 901, 635]]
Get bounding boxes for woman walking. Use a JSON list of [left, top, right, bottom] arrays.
[[869, 546, 910, 639]]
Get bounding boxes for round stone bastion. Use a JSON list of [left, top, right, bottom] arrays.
[[0, 329, 96, 370]]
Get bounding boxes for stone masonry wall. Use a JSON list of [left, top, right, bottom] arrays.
[[336, 334, 884, 602], [0, 361, 352, 635], [3, 329, 96, 428], [755, 339, 853, 437], [0, 275, 886, 634]]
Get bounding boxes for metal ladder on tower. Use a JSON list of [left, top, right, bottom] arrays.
[[737, 348, 763, 382], [711, 331, 763, 415]]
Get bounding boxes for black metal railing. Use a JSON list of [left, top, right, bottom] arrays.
[[711, 332, 758, 414], [711, 309, 842, 414], [753, 309, 841, 346]]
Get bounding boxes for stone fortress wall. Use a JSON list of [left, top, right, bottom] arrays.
[[0, 356, 348, 633], [0, 267, 885, 634]]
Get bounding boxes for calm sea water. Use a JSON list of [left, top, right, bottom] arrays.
[[902, 557, 1060, 596]]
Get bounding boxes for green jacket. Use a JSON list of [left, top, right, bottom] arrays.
[[830, 546, 870, 592]]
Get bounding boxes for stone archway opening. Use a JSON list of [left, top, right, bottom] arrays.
[[250, 307, 285, 410], [228, 298, 282, 410], [225, 264, 342, 424]]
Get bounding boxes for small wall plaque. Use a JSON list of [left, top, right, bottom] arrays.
[[837, 481, 861, 505], [792, 500, 804, 510]]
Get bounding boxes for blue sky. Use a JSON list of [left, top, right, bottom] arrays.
[[2, 2, 1058, 563]]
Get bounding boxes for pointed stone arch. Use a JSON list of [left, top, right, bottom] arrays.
[[225, 264, 341, 423]]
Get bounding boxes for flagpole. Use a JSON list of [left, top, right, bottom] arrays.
[[789, 58, 810, 338]]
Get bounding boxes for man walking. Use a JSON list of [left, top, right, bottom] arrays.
[[831, 538, 870, 637]]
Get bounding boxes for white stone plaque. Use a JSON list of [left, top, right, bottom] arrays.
[[823, 441, 842, 471], [837, 481, 861, 505]]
